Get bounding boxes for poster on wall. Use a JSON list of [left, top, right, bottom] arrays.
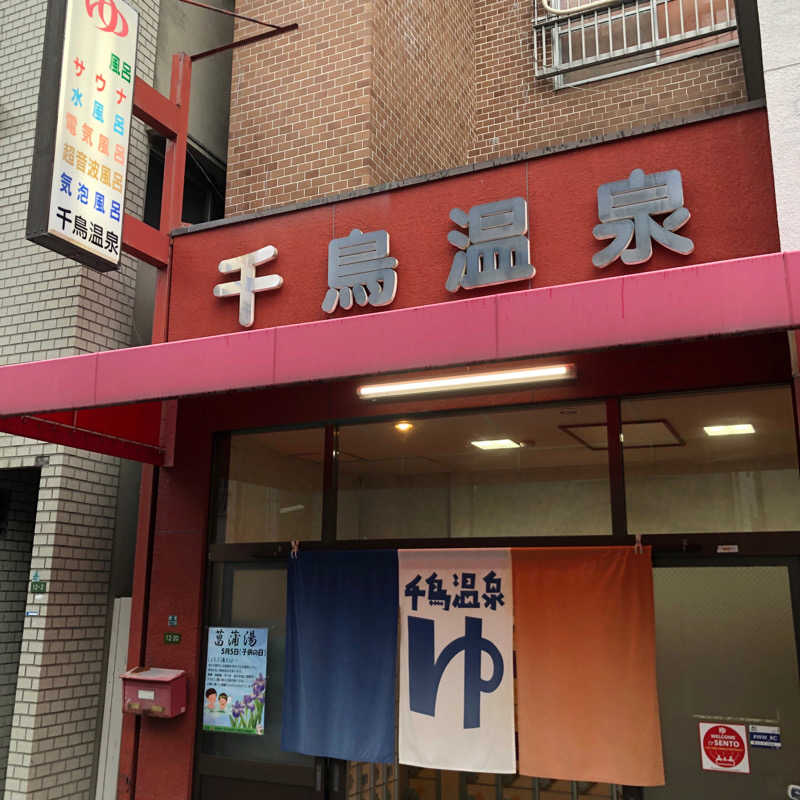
[[27, 0, 138, 272], [203, 627, 268, 734], [398, 548, 516, 773], [698, 722, 750, 774]]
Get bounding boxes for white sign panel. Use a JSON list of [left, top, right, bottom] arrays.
[[47, 0, 138, 268], [749, 723, 781, 749], [398, 549, 516, 773], [699, 722, 750, 774]]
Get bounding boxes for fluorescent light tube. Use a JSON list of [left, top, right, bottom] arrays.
[[471, 439, 523, 450], [703, 424, 755, 437], [358, 364, 575, 399]]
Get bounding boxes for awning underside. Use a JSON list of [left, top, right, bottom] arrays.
[[0, 402, 165, 464]]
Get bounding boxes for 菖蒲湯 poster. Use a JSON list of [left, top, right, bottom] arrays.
[[203, 627, 268, 734]]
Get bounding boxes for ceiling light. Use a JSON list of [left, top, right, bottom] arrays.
[[394, 421, 414, 432], [358, 364, 576, 399], [471, 439, 523, 450], [704, 424, 755, 437]]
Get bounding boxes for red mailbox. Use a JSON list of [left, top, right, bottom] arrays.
[[121, 667, 187, 718]]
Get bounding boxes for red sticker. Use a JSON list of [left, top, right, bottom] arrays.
[[699, 723, 750, 773]]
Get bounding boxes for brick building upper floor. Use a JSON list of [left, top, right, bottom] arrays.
[[223, 0, 756, 216]]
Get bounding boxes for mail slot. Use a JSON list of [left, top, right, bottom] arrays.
[[121, 666, 187, 718]]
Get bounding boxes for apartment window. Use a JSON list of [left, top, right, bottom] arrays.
[[533, 0, 738, 86]]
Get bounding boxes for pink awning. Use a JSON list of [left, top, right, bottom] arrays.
[[2, 250, 798, 464]]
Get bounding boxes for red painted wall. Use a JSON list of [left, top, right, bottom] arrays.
[[169, 110, 779, 342]]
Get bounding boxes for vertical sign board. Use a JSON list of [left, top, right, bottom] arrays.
[[27, 0, 138, 272]]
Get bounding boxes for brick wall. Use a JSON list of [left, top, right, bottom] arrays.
[[470, 1, 746, 162], [226, 0, 374, 216], [370, 0, 473, 184], [227, 0, 747, 215], [226, 0, 475, 215], [0, 471, 39, 798], [0, 0, 159, 795], [6, 451, 121, 800]]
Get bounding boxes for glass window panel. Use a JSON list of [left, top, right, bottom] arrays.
[[623, 386, 800, 533], [338, 403, 611, 539], [217, 428, 324, 543], [200, 563, 314, 766]]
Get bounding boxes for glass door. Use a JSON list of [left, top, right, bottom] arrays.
[[195, 561, 321, 800], [647, 559, 800, 799], [344, 764, 620, 800]]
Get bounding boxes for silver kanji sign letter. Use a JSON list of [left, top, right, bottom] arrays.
[[592, 168, 694, 268], [322, 229, 398, 313], [445, 197, 534, 292], [213, 245, 282, 328]]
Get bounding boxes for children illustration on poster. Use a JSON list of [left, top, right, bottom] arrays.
[[203, 627, 268, 734]]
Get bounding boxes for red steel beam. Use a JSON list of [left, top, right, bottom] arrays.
[[124, 73, 186, 270], [122, 213, 169, 268], [179, 0, 283, 29], [132, 76, 181, 138], [190, 24, 298, 61]]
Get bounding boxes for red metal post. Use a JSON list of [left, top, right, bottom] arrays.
[[122, 56, 190, 276], [152, 53, 191, 347], [122, 73, 185, 270], [118, 54, 190, 799], [159, 54, 191, 236], [117, 463, 158, 800]]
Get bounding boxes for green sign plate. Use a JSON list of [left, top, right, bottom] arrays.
[[164, 632, 182, 645], [30, 581, 47, 593]]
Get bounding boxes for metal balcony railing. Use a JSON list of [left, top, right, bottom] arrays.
[[533, 0, 738, 78]]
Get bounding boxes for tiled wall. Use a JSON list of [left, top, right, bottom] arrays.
[[0, 0, 160, 795], [0, 470, 39, 798]]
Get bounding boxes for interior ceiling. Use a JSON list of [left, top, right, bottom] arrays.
[[563, 420, 683, 449], [232, 386, 797, 476]]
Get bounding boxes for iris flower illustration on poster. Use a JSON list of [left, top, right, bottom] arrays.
[[203, 627, 268, 734]]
